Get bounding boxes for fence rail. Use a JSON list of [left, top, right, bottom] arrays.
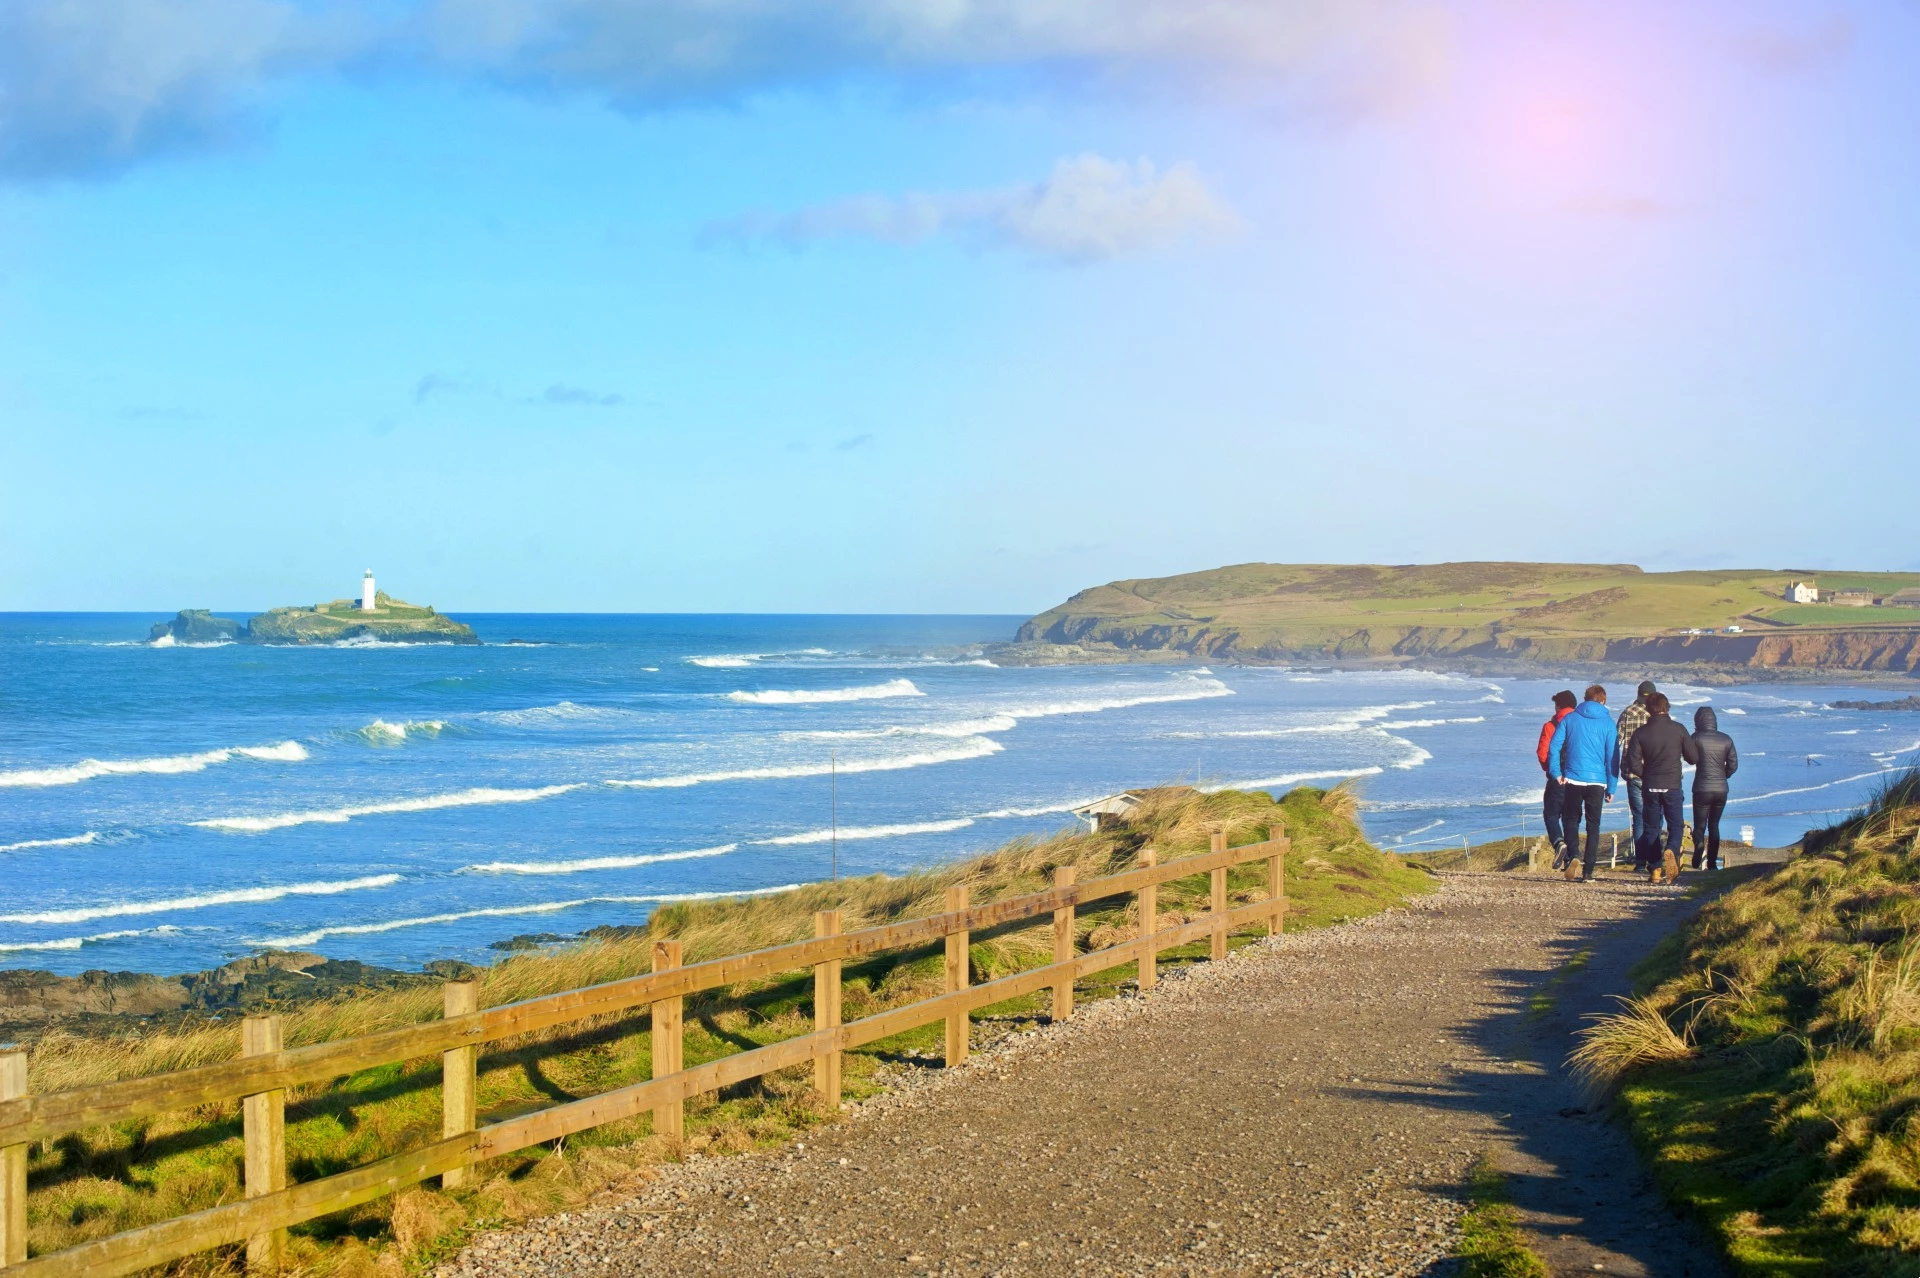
[[0, 830, 1288, 1276]]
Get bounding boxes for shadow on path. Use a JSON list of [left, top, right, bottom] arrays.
[[1440, 872, 1741, 1277]]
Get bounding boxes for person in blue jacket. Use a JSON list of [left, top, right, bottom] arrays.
[[1548, 685, 1619, 881]]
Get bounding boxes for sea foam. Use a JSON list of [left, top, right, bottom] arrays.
[[357, 719, 447, 743], [247, 886, 804, 948], [1729, 768, 1895, 807], [786, 715, 1019, 741], [754, 795, 1096, 847], [755, 819, 977, 847], [606, 737, 1001, 789], [196, 784, 585, 833], [996, 676, 1233, 721], [463, 844, 738, 876], [0, 832, 99, 854], [727, 678, 923, 705], [0, 874, 402, 926], [0, 925, 185, 954], [0, 741, 308, 788], [1205, 766, 1385, 793]]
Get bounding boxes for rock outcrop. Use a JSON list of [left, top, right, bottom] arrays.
[[148, 595, 478, 646], [149, 609, 244, 644]]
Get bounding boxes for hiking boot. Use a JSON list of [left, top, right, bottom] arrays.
[[1561, 860, 1579, 881], [1663, 850, 1681, 882]]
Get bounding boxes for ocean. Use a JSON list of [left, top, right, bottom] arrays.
[[3, 612, 1916, 977]]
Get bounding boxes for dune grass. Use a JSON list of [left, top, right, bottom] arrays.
[[16, 784, 1432, 1274], [1573, 769, 1920, 1274]]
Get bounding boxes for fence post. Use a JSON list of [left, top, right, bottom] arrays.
[[651, 940, 684, 1143], [241, 1015, 286, 1273], [1209, 831, 1229, 962], [1051, 866, 1077, 1023], [1267, 831, 1288, 938], [1137, 849, 1158, 992], [1, 1048, 25, 1268], [944, 886, 970, 1067], [440, 980, 478, 1188], [813, 911, 842, 1107]]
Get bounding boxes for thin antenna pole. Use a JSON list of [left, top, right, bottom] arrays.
[[830, 751, 838, 882]]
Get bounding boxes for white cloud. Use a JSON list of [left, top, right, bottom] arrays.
[[705, 154, 1238, 262], [0, 0, 1452, 179]]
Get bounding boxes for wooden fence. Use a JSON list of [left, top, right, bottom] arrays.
[[0, 830, 1288, 1276]]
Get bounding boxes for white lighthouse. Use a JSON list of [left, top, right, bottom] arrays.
[[360, 569, 377, 611]]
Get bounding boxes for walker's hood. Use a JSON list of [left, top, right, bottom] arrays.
[[1575, 700, 1613, 722], [1695, 706, 1719, 732]]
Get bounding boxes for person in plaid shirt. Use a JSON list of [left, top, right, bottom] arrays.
[[1616, 680, 1657, 869]]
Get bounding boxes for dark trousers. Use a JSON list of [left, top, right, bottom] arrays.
[[1692, 793, 1727, 870], [1626, 778, 1650, 867], [1637, 788, 1686, 866], [1542, 777, 1567, 850], [1562, 784, 1607, 879]]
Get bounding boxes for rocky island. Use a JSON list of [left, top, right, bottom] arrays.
[[150, 570, 478, 645], [1000, 561, 1920, 678]]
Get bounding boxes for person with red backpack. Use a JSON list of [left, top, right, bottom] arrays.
[[1536, 690, 1579, 869]]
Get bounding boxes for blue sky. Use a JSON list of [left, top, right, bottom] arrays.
[[3, 0, 1916, 613]]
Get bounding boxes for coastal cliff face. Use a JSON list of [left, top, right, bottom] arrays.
[[1012, 562, 1920, 676]]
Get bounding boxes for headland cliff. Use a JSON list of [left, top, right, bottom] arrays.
[[1003, 562, 1920, 678]]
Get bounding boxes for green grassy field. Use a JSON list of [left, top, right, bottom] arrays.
[[17, 785, 1431, 1275], [1017, 562, 1920, 660]]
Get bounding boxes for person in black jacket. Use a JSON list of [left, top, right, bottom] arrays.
[[1625, 693, 1700, 882], [1690, 706, 1739, 870]]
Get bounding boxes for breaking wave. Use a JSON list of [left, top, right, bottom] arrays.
[[472, 701, 652, 729], [0, 925, 187, 954], [0, 874, 402, 926], [1730, 769, 1896, 807], [357, 719, 447, 743], [756, 820, 976, 847], [786, 716, 1019, 741], [689, 654, 758, 668], [247, 886, 804, 948], [197, 784, 585, 833], [0, 832, 99, 854], [1206, 766, 1385, 793], [997, 676, 1232, 721], [608, 738, 1002, 789], [755, 796, 1096, 846], [0, 741, 308, 788], [1169, 700, 1428, 739], [975, 799, 1097, 820], [463, 844, 738, 876], [728, 678, 923, 705]]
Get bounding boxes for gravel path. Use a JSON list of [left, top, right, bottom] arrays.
[[442, 874, 1728, 1277]]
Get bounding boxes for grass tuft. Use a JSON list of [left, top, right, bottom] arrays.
[[1569, 995, 1698, 1090]]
